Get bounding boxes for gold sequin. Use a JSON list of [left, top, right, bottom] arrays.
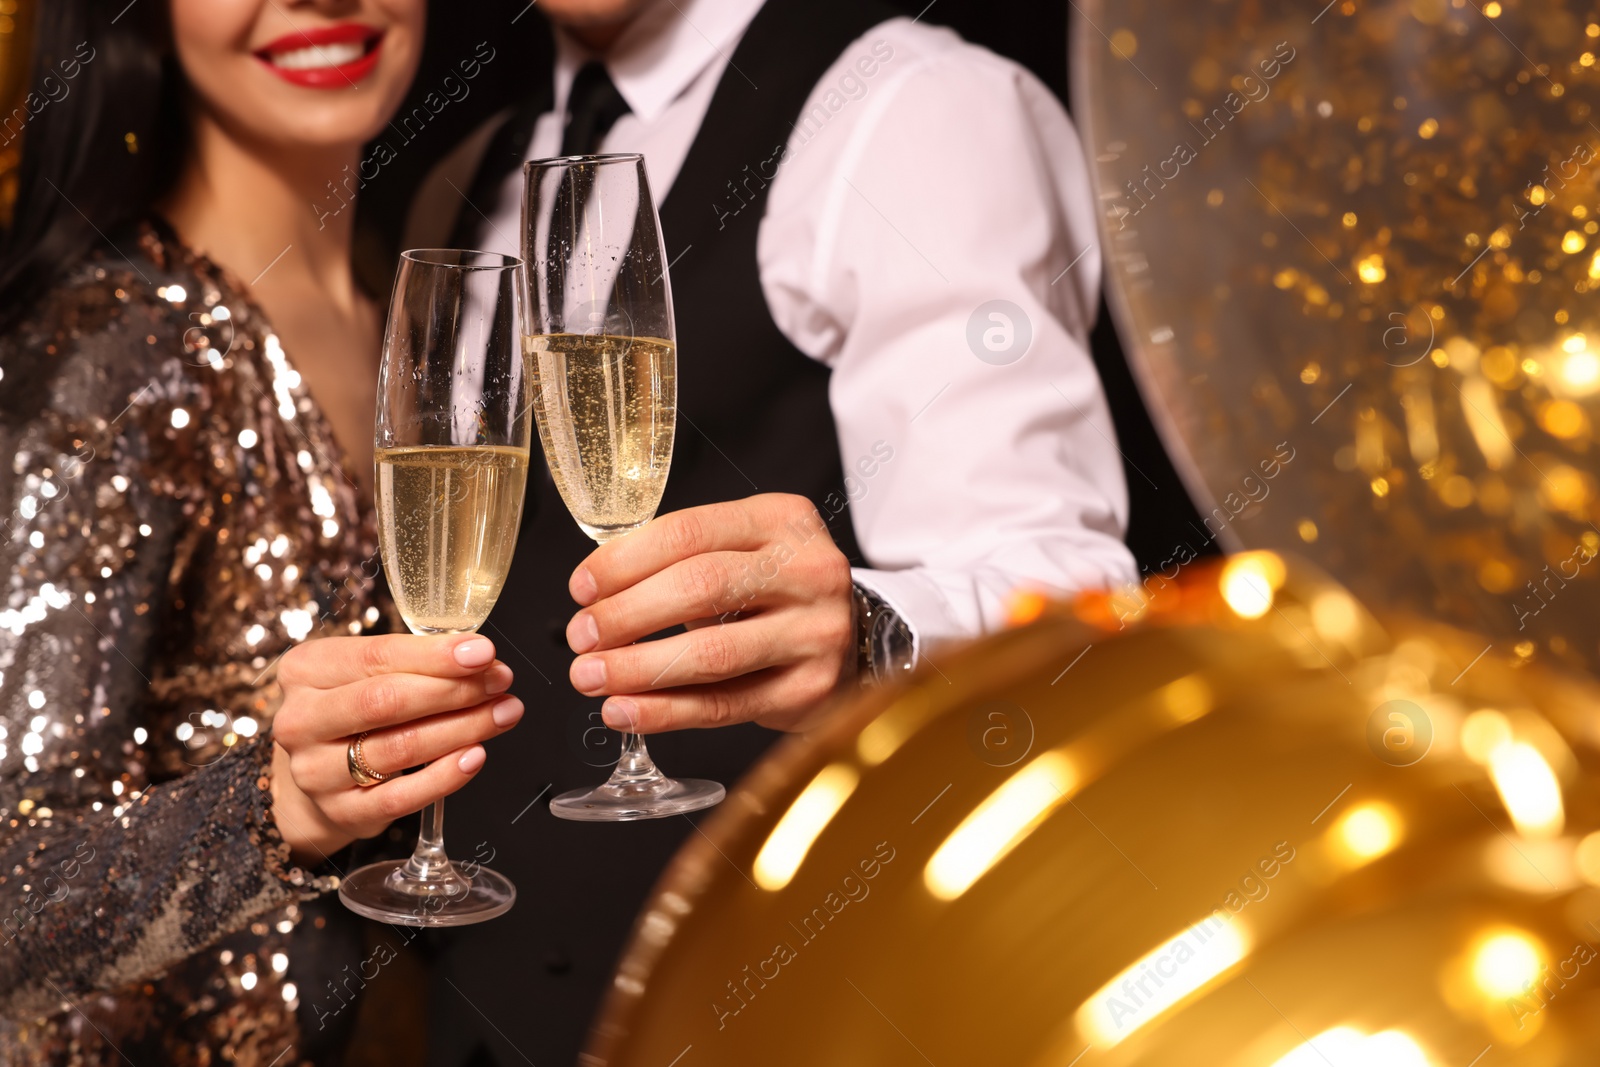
[[0, 217, 393, 1065]]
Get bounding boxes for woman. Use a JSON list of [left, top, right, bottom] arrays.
[[0, 1, 524, 1063]]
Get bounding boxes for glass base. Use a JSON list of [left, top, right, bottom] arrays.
[[339, 858, 516, 926], [549, 775, 725, 822]]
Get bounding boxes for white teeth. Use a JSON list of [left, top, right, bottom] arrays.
[[268, 41, 365, 71]]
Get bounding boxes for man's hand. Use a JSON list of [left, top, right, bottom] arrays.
[[564, 493, 856, 733]]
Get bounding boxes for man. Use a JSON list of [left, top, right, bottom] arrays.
[[410, 0, 1134, 1062]]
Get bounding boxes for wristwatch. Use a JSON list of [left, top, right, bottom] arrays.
[[851, 582, 916, 685]]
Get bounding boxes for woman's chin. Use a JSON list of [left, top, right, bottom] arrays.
[[254, 113, 395, 155]]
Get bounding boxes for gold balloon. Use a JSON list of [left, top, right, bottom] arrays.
[[1074, 0, 1600, 676], [585, 557, 1600, 1066]]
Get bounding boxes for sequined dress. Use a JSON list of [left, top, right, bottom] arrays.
[[0, 218, 388, 1064]]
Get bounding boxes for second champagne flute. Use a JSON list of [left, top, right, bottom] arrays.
[[339, 249, 528, 924], [523, 153, 725, 821]]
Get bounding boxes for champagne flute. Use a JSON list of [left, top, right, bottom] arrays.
[[339, 249, 528, 924], [523, 153, 725, 821]]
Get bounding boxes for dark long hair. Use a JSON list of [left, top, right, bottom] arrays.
[[0, 1, 186, 321]]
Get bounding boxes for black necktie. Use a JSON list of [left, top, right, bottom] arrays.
[[540, 62, 633, 296], [447, 63, 629, 249], [561, 61, 631, 157]]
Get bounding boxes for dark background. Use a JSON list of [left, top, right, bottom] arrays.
[[355, 0, 1210, 573]]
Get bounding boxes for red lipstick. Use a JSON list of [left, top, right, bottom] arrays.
[[254, 23, 385, 89]]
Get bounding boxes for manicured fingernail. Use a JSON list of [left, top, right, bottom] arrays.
[[570, 566, 598, 606], [571, 657, 606, 692], [492, 697, 524, 728], [486, 664, 514, 694], [454, 639, 494, 667], [458, 746, 486, 773], [568, 613, 599, 653], [602, 698, 637, 730]]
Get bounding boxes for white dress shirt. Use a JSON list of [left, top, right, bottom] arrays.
[[456, 0, 1137, 658]]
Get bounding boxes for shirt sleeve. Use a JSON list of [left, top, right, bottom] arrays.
[[0, 280, 323, 1018], [759, 25, 1138, 658]]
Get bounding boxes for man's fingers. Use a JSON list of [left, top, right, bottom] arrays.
[[598, 673, 777, 733], [570, 494, 826, 605], [278, 632, 500, 689], [297, 696, 525, 792], [598, 660, 845, 734], [568, 619, 787, 696], [567, 551, 766, 651], [310, 663, 514, 740]]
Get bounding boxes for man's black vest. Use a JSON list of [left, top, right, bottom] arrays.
[[429, 2, 898, 1064]]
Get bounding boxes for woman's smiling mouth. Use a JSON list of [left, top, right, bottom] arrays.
[[254, 24, 385, 88]]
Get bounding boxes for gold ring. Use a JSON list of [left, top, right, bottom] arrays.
[[347, 731, 391, 788]]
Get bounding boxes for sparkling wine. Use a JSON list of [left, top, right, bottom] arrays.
[[375, 445, 529, 633], [525, 333, 676, 542]]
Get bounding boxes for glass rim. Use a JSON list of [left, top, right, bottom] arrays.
[[524, 152, 644, 171], [400, 248, 523, 270]]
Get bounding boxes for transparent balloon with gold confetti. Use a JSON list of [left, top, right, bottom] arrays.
[[1075, 0, 1600, 675]]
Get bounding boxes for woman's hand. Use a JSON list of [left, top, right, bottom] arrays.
[[268, 633, 524, 863]]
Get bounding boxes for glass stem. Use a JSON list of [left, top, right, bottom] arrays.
[[609, 731, 664, 783], [392, 622, 468, 891], [401, 799, 454, 882]]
